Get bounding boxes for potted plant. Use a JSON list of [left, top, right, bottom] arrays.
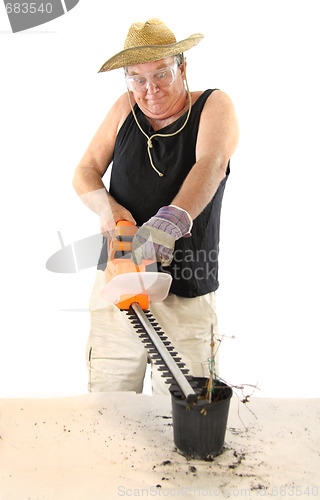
[[169, 326, 233, 460]]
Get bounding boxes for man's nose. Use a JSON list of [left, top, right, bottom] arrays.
[[146, 81, 159, 93]]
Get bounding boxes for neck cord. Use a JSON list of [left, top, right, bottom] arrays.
[[126, 57, 192, 177]]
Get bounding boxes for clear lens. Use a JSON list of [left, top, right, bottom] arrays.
[[126, 62, 178, 92]]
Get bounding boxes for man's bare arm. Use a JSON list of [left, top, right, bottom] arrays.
[[72, 94, 136, 234]]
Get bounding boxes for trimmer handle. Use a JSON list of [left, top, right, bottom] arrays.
[[108, 220, 137, 261], [115, 220, 137, 236], [102, 220, 172, 310]]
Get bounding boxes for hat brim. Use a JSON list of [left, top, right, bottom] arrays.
[[98, 33, 204, 73]]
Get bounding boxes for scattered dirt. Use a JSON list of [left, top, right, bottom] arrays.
[[161, 460, 171, 466], [228, 450, 246, 469]]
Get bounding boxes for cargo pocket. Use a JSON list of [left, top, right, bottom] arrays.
[[86, 343, 147, 393]]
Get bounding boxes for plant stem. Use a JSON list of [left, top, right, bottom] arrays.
[[208, 324, 215, 404]]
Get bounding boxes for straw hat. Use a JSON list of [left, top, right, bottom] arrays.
[[98, 18, 204, 72]]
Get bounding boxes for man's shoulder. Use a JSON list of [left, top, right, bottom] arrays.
[[204, 89, 233, 106], [199, 90, 236, 119], [107, 93, 132, 133], [191, 89, 226, 106], [111, 92, 131, 116]]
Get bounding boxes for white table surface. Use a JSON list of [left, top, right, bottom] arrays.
[[0, 393, 319, 499]]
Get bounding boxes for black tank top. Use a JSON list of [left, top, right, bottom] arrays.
[[98, 89, 230, 297]]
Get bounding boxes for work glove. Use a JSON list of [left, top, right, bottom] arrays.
[[131, 205, 192, 266]]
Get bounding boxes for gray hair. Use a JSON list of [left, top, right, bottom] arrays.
[[174, 53, 184, 67]]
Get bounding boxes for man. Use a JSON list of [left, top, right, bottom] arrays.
[[72, 18, 239, 394]]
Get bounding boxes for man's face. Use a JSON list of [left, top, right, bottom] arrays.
[[126, 57, 186, 120]]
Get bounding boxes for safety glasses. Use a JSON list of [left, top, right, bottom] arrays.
[[125, 61, 179, 92]]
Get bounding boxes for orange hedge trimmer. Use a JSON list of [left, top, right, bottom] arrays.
[[100, 221, 200, 404]]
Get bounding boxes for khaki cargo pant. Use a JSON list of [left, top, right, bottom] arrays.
[[86, 270, 219, 395]]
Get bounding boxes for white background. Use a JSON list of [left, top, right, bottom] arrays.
[[0, 0, 319, 398]]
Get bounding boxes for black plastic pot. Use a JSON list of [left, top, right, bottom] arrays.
[[170, 377, 232, 460]]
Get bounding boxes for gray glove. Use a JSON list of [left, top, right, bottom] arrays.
[[131, 205, 192, 266]]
